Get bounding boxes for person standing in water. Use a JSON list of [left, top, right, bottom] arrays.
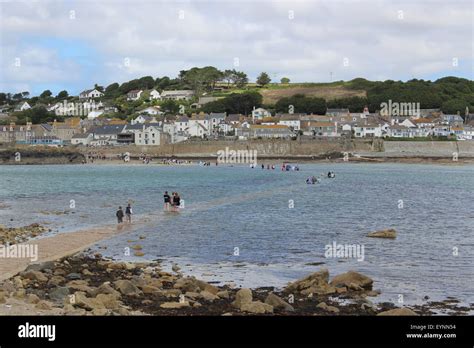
[[164, 191, 171, 211], [116, 206, 124, 224], [125, 203, 133, 223], [172, 192, 180, 212]]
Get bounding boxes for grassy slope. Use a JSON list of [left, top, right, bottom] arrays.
[[212, 82, 367, 105]]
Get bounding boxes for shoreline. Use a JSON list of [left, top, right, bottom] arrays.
[[0, 224, 472, 316], [1, 156, 473, 165]]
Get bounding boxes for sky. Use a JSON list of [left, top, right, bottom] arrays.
[[0, 0, 473, 96]]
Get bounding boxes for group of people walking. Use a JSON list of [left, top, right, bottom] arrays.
[[115, 191, 183, 224], [163, 191, 182, 212], [116, 203, 133, 224]]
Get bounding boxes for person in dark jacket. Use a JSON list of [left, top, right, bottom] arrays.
[[164, 191, 171, 211], [125, 203, 133, 223], [116, 206, 124, 223]]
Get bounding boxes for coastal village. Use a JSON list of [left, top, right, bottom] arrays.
[[1, 85, 474, 148]]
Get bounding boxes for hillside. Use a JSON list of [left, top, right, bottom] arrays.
[[258, 84, 366, 104]]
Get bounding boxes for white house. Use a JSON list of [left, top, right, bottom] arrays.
[[149, 90, 161, 100], [302, 121, 338, 137], [134, 125, 161, 145], [218, 120, 234, 135], [71, 133, 93, 145], [252, 107, 271, 121], [90, 125, 125, 145], [14, 101, 31, 112], [353, 122, 383, 138], [459, 126, 474, 140], [175, 116, 189, 132], [79, 89, 104, 100], [399, 118, 417, 128], [432, 125, 451, 137], [161, 90, 194, 100], [140, 106, 161, 115], [188, 115, 211, 138], [388, 125, 431, 138], [278, 114, 301, 131], [207, 113, 226, 135], [127, 90, 143, 101], [132, 115, 158, 124]]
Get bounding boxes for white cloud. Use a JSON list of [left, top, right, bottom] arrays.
[[0, 0, 472, 94]]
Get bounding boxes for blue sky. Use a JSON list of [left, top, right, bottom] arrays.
[[0, 0, 472, 96]]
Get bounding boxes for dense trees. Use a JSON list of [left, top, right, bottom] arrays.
[[57, 90, 69, 99], [275, 94, 326, 114], [327, 96, 368, 112], [39, 90, 52, 98], [346, 77, 474, 114], [15, 106, 61, 124], [222, 69, 248, 88], [180, 66, 223, 95], [281, 77, 290, 84]]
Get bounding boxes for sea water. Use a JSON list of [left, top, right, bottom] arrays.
[[0, 163, 473, 308]]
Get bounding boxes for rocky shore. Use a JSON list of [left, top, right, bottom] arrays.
[[1, 251, 469, 316], [0, 223, 48, 245], [0, 224, 471, 316]]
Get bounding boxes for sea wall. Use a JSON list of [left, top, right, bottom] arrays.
[[382, 141, 474, 157], [0, 147, 86, 164], [96, 138, 375, 158]]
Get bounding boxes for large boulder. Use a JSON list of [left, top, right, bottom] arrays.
[[377, 308, 418, 316], [73, 292, 105, 311], [367, 229, 397, 239], [21, 270, 48, 283], [48, 275, 66, 287], [316, 302, 340, 313], [240, 301, 273, 314], [285, 269, 336, 295], [114, 280, 142, 297], [96, 283, 121, 298], [173, 277, 200, 292], [200, 290, 219, 302], [66, 280, 94, 294], [49, 287, 70, 302], [265, 293, 294, 312], [173, 277, 219, 294], [232, 288, 253, 309], [95, 294, 121, 310], [26, 261, 55, 272], [330, 271, 373, 290]]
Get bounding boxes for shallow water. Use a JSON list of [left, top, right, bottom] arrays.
[[0, 163, 473, 308]]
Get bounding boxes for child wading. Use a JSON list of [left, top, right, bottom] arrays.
[[116, 206, 124, 223], [125, 203, 133, 223]]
